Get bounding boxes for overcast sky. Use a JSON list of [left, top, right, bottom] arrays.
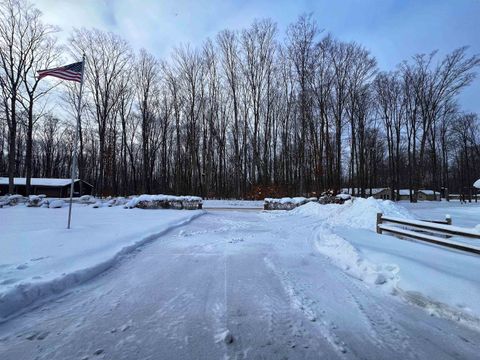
[[34, 0, 480, 113]]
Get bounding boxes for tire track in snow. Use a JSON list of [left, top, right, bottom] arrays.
[[310, 224, 418, 358], [335, 269, 418, 359], [264, 256, 349, 356]]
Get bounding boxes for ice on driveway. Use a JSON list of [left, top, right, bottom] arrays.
[[0, 205, 204, 321]]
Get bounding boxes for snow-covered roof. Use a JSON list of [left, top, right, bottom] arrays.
[[418, 190, 439, 195], [0, 177, 83, 187], [341, 187, 388, 195], [397, 189, 410, 196], [474, 179, 480, 189]]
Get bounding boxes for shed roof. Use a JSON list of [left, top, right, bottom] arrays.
[[418, 189, 439, 195], [0, 177, 92, 187], [341, 187, 388, 195]]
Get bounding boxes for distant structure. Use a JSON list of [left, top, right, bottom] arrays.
[[0, 178, 93, 197], [342, 187, 440, 201], [341, 188, 391, 199]]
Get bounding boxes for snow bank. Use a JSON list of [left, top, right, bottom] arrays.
[[0, 206, 204, 322], [48, 199, 65, 208], [292, 198, 480, 325], [334, 226, 480, 327], [79, 195, 96, 204], [264, 197, 307, 204], [293, 197, 413, 231], [314, 226, 398, 286], [125, 194, 203, 210], [26, 195, 47, 207], [293, 198, 408, 286], [264, 197, 314, 210], [0, 194, 25, 207]]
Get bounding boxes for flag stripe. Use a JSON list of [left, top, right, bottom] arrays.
[[38, 69, 82, 78], [38, 73, 82, 82], [38, 70, 82, 79], [39, 73, 82, 82]]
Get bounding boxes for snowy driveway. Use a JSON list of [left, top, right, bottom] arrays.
[[1, 210, 479, 359]]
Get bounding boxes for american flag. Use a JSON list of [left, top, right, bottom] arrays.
[[37, 61, 84, 82]]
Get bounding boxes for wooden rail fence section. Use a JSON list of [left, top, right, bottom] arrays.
[[376, 213, 480, 255]]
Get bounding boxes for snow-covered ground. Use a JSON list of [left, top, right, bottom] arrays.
[[0, 198, 480, 359], [401, 200, 480, 228], [0, 205, 204, 321], [289, 199, 480, 327]]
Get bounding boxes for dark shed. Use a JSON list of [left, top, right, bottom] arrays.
[[0, 177, 93, 197]]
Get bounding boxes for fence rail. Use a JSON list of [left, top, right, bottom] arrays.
[[376, 213, 480, 255]]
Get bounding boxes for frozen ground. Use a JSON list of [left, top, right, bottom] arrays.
[[0, 200, 479, 359], [401, 200, 480, 227]]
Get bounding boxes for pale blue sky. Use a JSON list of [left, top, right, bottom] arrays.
[[35, 0, 480, 113]]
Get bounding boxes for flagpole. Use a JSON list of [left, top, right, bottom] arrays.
[[67, 54, 86, 229]]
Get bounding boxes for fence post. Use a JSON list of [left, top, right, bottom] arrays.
[[376, 212, 383, 234], [445, 214, 452, 225]]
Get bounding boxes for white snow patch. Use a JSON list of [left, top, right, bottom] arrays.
[[292, 198, 480, 325], [48, 199, 65, 208], [0, 206, 204, 321], [313, 225, 398, 287], [292, 197, 412, 231]]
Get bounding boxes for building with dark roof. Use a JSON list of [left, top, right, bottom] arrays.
[[0, 177, 93, 197]]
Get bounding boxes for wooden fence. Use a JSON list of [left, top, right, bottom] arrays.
[[376, 213, 480, 255]]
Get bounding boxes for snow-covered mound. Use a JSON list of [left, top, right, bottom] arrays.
[[264, 197, 316, 210], [125, 194, 202, 210], [48, 199, 65, 208], [91, 200, 105, 208], [26, 195, 47, 207], [79, 195, 96, 204], [264, 197, 308, 204], [290, 197, 480, 326], [314, 226, 398, 286], [292, 197, 413, 231], [0, 194, 25, 207], [289, 198, 409, 287]]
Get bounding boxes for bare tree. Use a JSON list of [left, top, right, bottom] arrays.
[[69, 28, 132, 195]]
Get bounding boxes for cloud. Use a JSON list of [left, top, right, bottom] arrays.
[[33, 0, 480, 112]]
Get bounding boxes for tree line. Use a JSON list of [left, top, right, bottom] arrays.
[[1, 0, 480, 200]]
